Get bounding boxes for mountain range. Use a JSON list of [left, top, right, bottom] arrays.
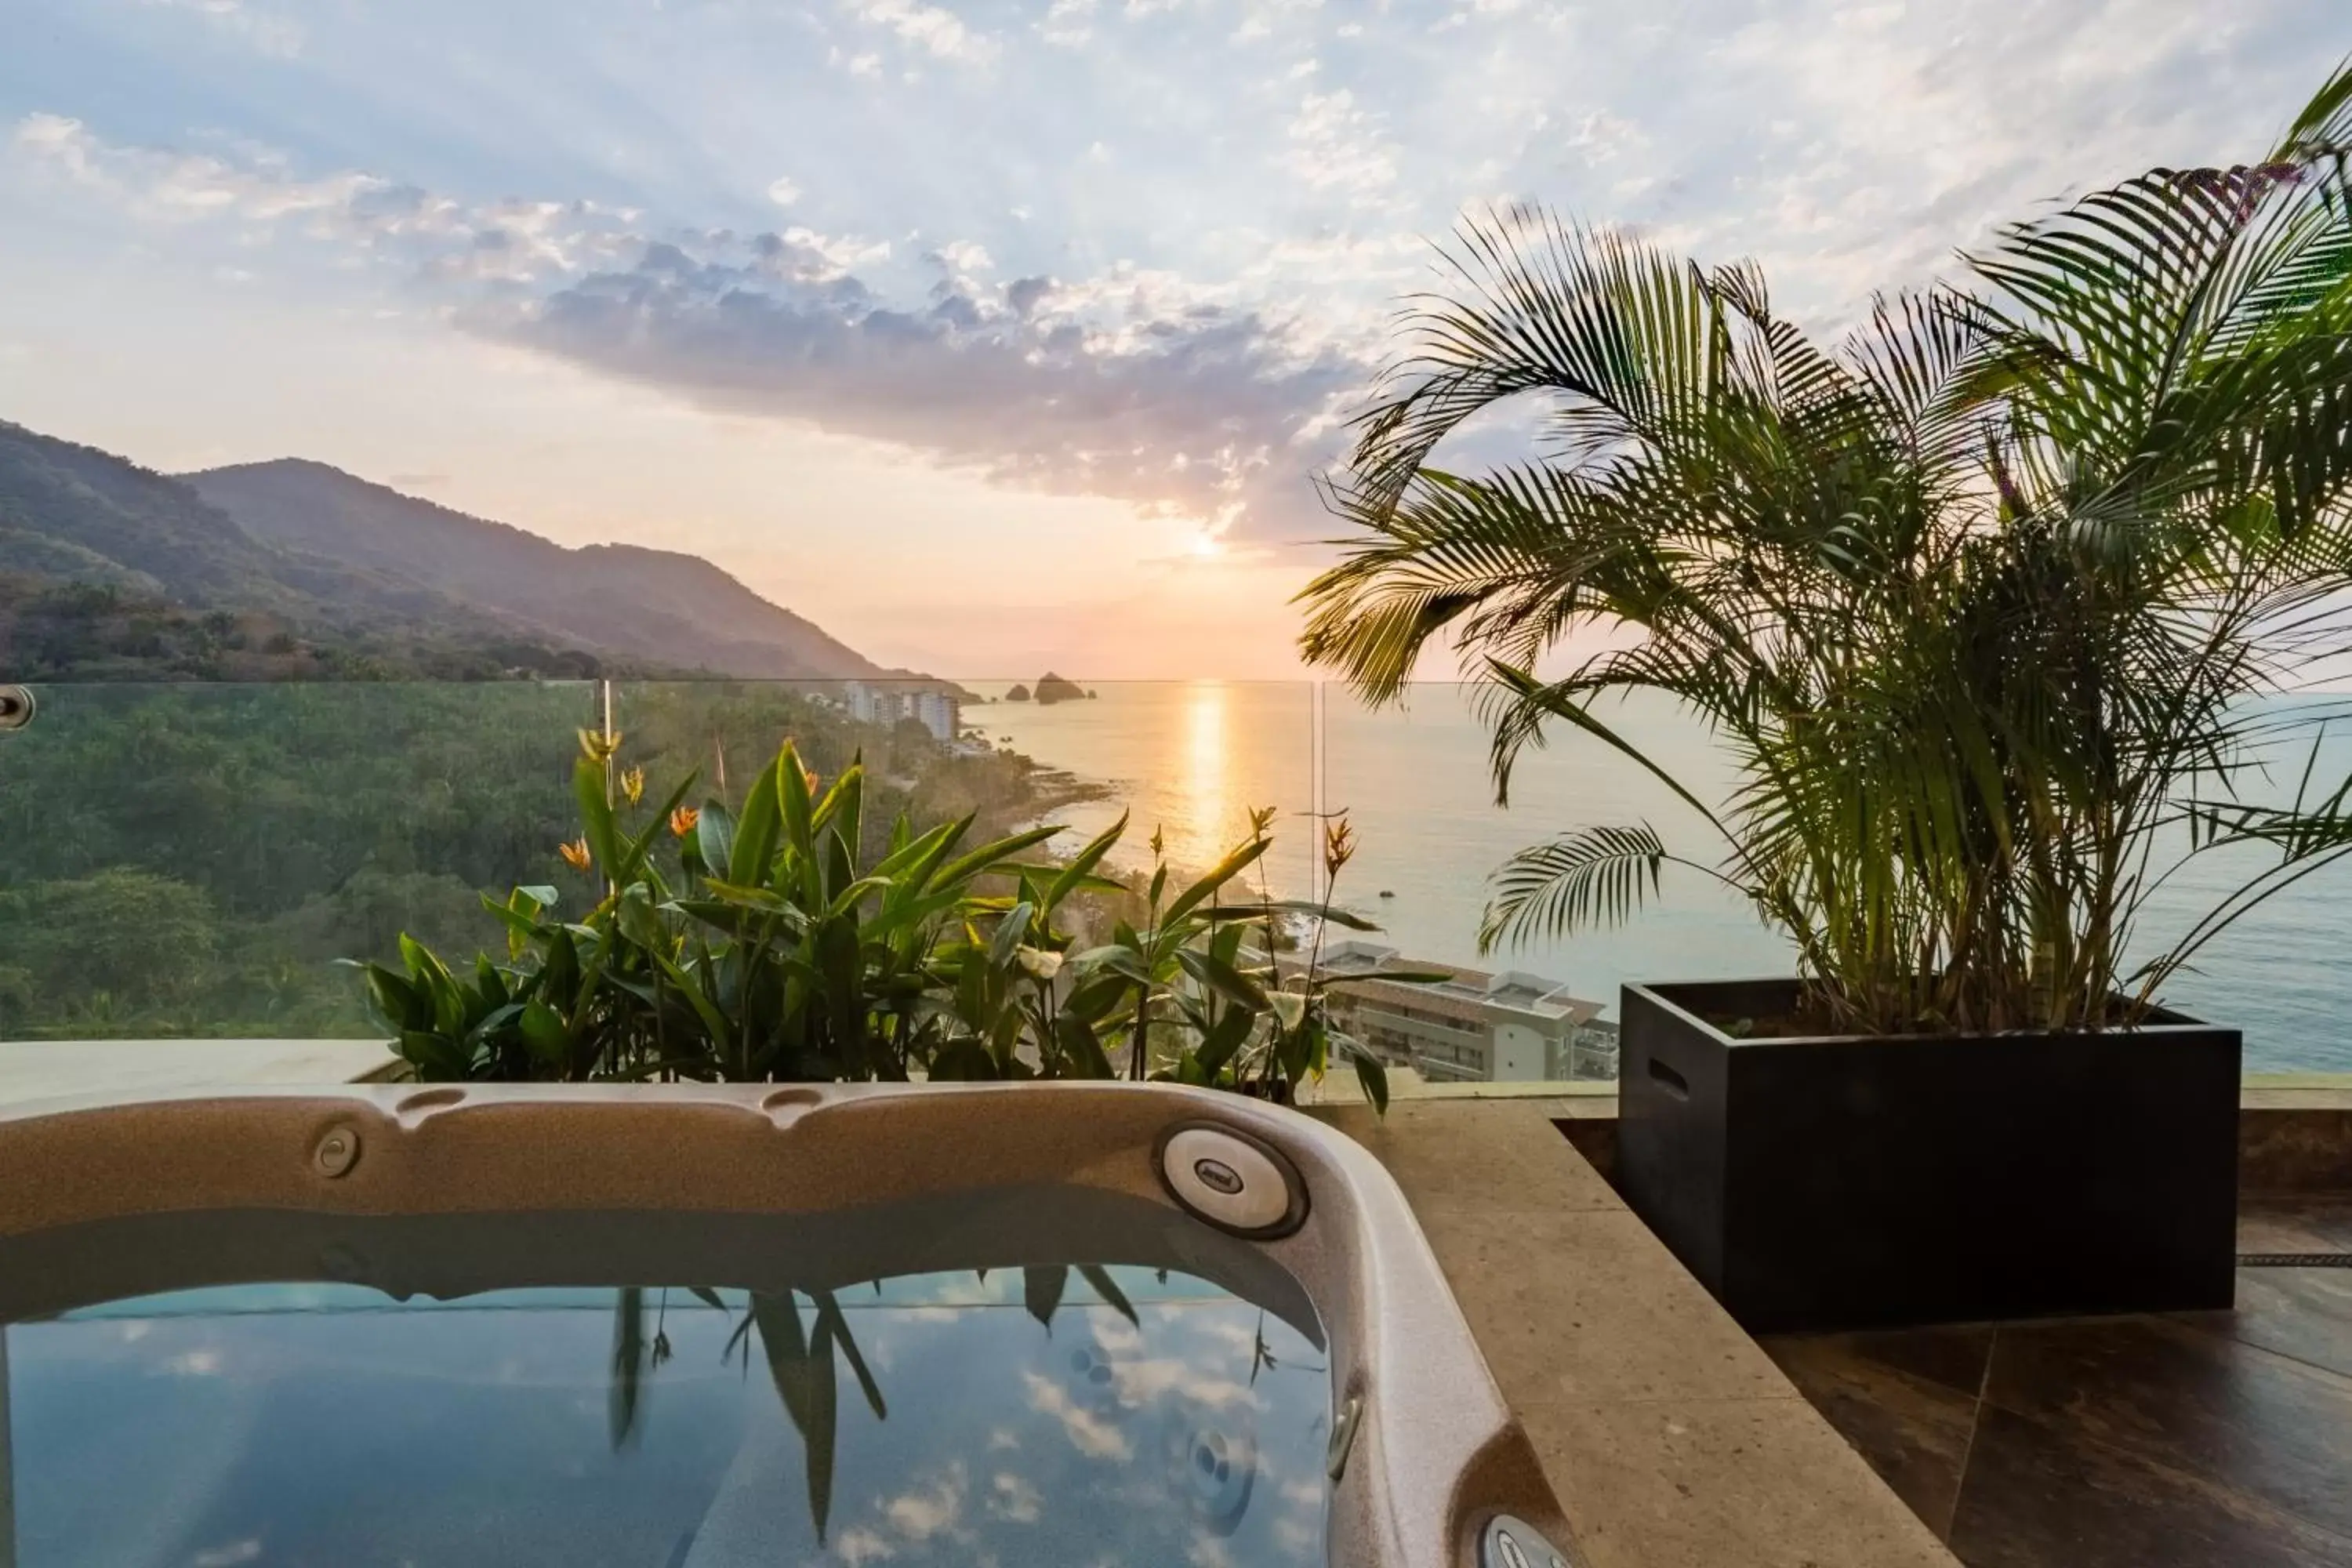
[[0, 419, 895, 682]]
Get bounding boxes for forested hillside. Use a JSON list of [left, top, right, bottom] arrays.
[[0, 419, 897, 681], [0, 574, 608, 681], [0, 421, 611, 677], [187, 460, 891, 681]]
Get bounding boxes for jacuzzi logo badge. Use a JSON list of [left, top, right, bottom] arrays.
[[1155, 1123, 1307, 1238], [1192, 1157, 1244, 1196]]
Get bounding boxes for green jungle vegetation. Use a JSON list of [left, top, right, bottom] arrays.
[[0, 683, 1057, 1040]]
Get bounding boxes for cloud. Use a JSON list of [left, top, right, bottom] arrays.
[[1563, 108, 1643, 166], [1231, 0, 1322, 42], [988, 1472, 1044, 1523], [1282, 90, 1403, 212], [492, 237, 1359, 538], [1037, 0, 1095, 46], [1620, 0, 2322, 313], [13, 0, 2334, 557], [189, 1541, 263, 1568], [844, 0, 997, 62], [1102, 1352, 1256, 1410], [1022, 1370, 1132, 1460], [143, 0, 303, 57], [14, 113, 366, 220], [934, 239, 993, 274], [1187, 1531, 1238, 1568], [833, 1526, 895, 1565], [11, 114, 643, 285], [884, 1465, 966, 1541]]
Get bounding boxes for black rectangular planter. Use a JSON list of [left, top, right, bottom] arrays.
[[1619, 978, 2241, 1334]]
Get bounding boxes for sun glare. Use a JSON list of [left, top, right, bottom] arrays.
[[1179, 681, 1229, 873]]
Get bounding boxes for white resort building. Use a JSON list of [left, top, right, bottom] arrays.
[[1318, 941, 1619, 1083], [840, 682, 963, 745]]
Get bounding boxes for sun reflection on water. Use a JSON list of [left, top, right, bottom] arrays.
[[1176, 681, 1231, 875]]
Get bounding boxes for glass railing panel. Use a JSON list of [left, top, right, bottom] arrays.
[[0, 681, 593, 1040], [1319, 682, 1798, 1087], [2127, 695, 2352, 1073], [10, 674, 2343, 1083], [604, 679, 1317, 902], [597, 677, 1319, 1088], [965, 680, 1319, 901], [1323, 682, 2352, 1080]]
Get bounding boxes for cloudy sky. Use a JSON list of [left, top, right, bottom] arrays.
[[0, 0, 2341, 676]]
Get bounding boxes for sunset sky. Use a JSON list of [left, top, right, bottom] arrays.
[[0, 0, 2339, 677]]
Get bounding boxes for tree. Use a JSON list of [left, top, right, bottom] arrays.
[[1300, 64, 2352, 1034], [0, 869, 221, 1018]]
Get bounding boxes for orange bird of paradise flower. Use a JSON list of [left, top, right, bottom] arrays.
[[1323, 813, 1357, 879]]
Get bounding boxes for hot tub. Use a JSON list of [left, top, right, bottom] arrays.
[[0, 1082, 1581, 1567]]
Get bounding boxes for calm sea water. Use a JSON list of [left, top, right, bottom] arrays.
[[974, 682, 2352, 1074]]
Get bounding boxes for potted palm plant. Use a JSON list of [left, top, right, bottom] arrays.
[[1301, 68, 2352, 1330]]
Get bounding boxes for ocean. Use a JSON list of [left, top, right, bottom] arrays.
[[974, 681, 2352, 1075]]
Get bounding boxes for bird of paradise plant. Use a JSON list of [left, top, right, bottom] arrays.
[[361, 736, 1426, 1105]]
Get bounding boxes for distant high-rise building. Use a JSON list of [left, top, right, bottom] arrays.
[[910, 688, 961, 745], [841, 682, 960, 744]]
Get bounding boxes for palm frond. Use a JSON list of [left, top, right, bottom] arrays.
[[1480, 823, 1670, 952]]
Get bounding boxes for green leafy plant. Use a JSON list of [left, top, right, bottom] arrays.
[[365, 730, 1424, 1107], [938, 805, 1431, 1109], [357, 730, 1058, 1081], [1301, 64, 2352, 1036]]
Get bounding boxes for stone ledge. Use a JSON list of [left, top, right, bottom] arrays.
[[1428, 1076, 2352, 1192], [0, 1038, 401, 1109], [1311, 1098, 1958, 1568]]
